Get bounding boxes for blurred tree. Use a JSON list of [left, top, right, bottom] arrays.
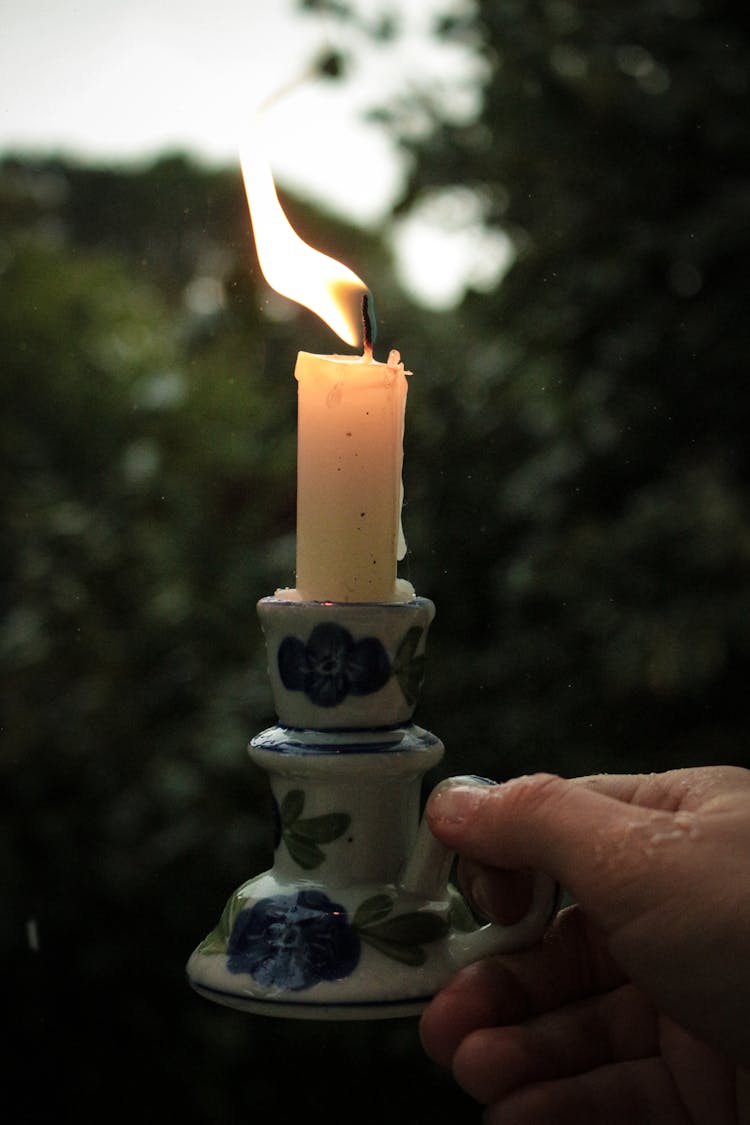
[[0, 154, 469, 1125], [304, 0, 750, 779]]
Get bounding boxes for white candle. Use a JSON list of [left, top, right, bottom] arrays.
[[295, 348, 410, 602], [240, 119, 415, 603]]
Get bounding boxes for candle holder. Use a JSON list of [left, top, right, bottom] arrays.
[[187, 595, 557, 1020]]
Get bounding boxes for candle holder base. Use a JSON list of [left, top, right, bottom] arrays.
[[187, 597, 558, 1020], [187, 721, 478, 1020]]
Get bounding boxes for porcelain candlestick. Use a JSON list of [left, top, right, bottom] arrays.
[[186, 596, 557, 1020]]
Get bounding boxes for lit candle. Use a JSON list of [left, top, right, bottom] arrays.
[[241, 124, 414, 603]]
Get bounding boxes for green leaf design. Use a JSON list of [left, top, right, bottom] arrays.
[[362, 911, 449, 946], [195, 890, 241, 955], [196, 930, 227, 956], [402, 654, 425, 707], [359, 932, 426, 967], [280, 788, 305, 827], [284, 830, 326, 870], [352, 894, 395, 929], [393, 626, 425, 706], [279, 790, 351, 870], [354, 901, 449, 966], [393, 625, 422, 671], [294, 812, 351, 844]]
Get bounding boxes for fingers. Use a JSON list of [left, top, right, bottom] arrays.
[[457, 857, 533, 925], [426, 772, 626, 877], [420, 958, 529, 1070], [658, 1020, 739, 1124], [421, 904, 738, 1123], [572, 765, 750, 813], [422, 766, 750, 1123], [420, 906, 623, 1069], [425, 772, 695, 932], [452, 983, 659, 1104], [482, 1059, 694, 1125]]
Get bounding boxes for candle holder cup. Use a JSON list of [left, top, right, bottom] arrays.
[[187, 595, 558, 1019]]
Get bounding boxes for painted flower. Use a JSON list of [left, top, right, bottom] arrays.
[[277, 622, 391, 707], [226, 890, 361, 991]]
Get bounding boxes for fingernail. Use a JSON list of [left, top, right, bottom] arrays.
[[427, 784, 490, 825]]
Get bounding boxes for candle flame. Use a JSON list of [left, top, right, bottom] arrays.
[[241, 122, 367, 348]]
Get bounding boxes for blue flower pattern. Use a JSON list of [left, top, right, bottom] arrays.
[[226, 890, 361, 991], [278, 622, 391, 707]]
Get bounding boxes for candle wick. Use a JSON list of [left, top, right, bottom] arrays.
[[361, 293, 374, 358]]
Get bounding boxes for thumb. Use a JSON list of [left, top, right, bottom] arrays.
[[425, 773, 685, 933]]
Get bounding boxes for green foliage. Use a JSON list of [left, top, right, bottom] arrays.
[[1, 153, 467, 1125], [364, 0, 750, 779], [392, 623, 426, 705]]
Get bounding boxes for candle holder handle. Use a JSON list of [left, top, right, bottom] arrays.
[[401, 775, 560, 967]]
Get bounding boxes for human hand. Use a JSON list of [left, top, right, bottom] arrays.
[[420, 766, 750, 1124]]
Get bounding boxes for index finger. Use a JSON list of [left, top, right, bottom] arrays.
[[424, 772, 690, 933], [571, 765, 748, 812]]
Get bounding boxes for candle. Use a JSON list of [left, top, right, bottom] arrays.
[[295, 346, 409, 601], [241, 123, 414, 603]]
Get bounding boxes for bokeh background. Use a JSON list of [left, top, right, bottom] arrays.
[[3, 1, 750, 1121]]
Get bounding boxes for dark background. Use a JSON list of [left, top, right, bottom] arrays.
[[3, 2, 749, 1121]]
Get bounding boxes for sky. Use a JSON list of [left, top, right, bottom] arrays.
[[0, 0, 509, 306]]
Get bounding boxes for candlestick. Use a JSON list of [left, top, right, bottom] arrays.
[[187, 597, 558, 1018]]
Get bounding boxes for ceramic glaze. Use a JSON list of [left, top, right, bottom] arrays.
[[187, 597, 558, 1019], [256, 595, 435, 729]]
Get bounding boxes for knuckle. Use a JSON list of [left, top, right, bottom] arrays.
[[498, 772, 568, 818]]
